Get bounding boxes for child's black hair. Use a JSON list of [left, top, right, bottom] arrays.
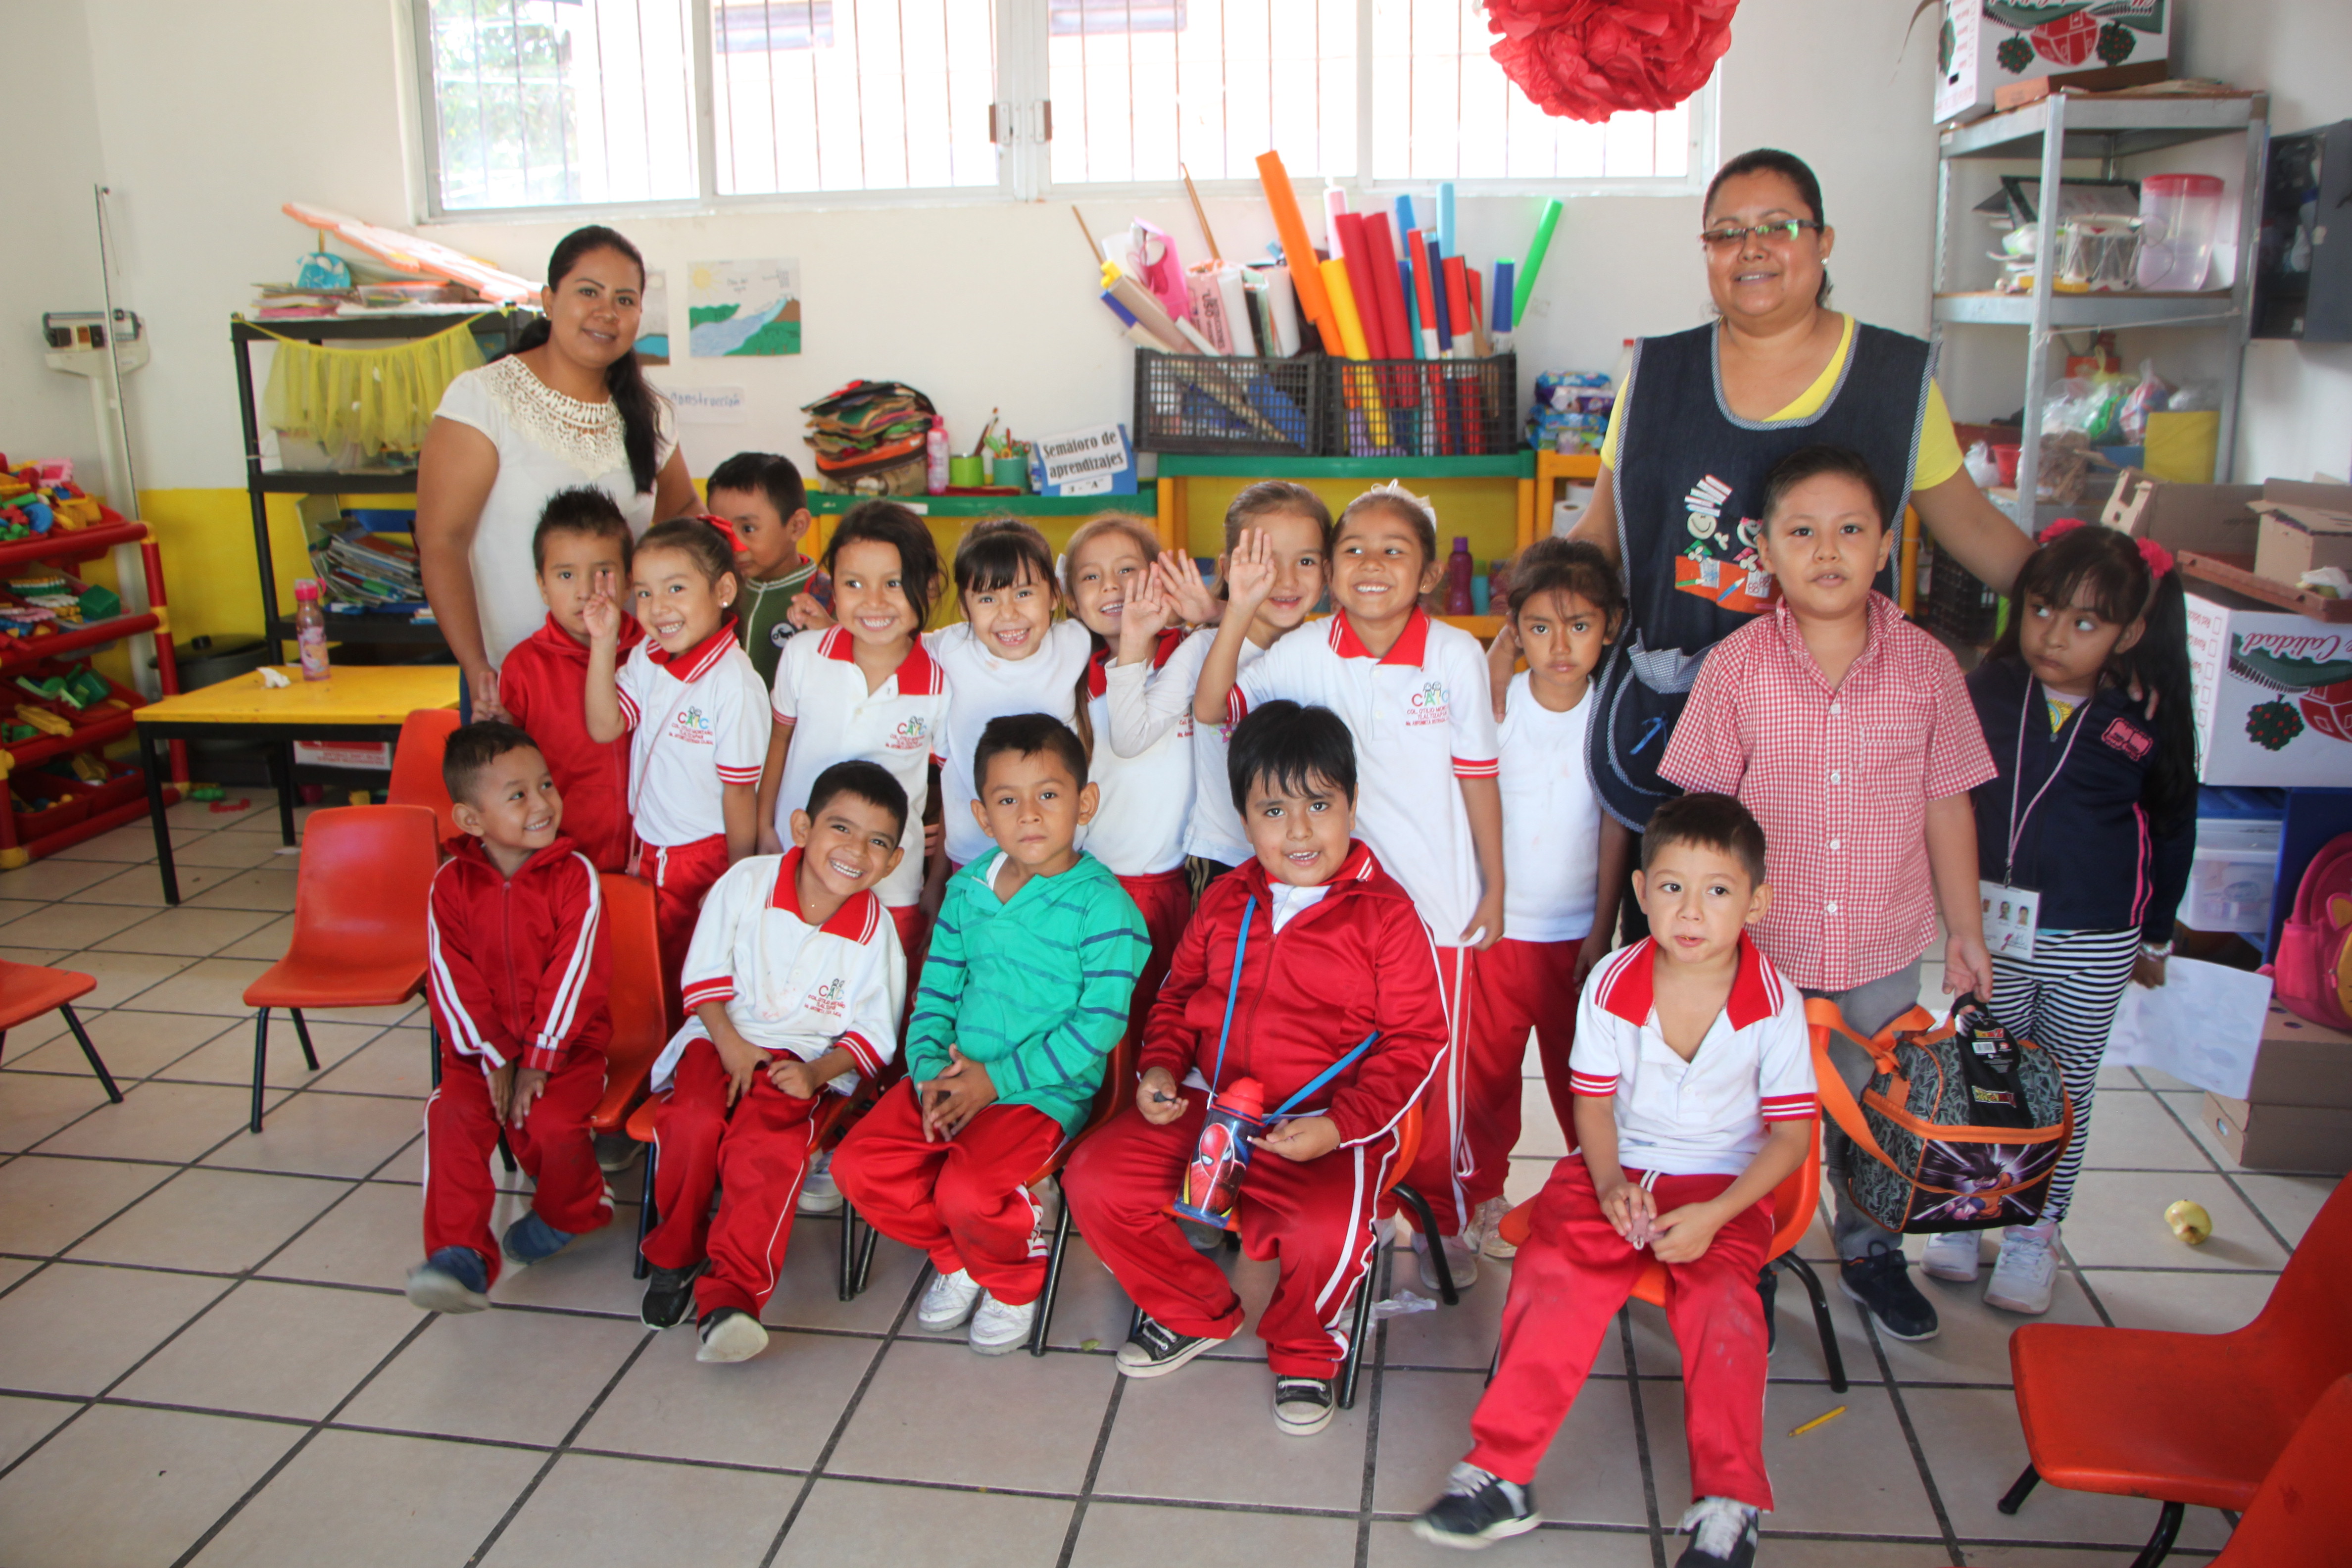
[[635, 515, 739, 592], [1336, 484, 1438, 569], [706, 451, 808, 523], [1226, 700, 1356, 814], [1641, 791, 1768, 889], [1506, 537, 1624, 638], [823, 499, 944, 632], [953, 516, 1056, 599], [973, 712, 1088, 794], [804, 758, 909, 840], [1758, 444, 1887, 534], [442, 720, 542, 808], [1993, 522, 2198, 827], [531, 487, 633, 576]]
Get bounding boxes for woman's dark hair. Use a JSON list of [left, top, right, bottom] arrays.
[[531, 486, 633, 575], [1227, 700, 1356, 814], [635, 516, 739, 594], [804, 758, 910, 839], [707, 451, 807, 522], [952, 516, 1057, 600], [824, 499, 944, 632], [1992, 523, 2198, 827], [974, 712, 1089, 793], [1758, 444, 1888, 534], [1506, 537, 1624, 639], [1706, 148, 1832, 307], [510, 226, 664, 495]]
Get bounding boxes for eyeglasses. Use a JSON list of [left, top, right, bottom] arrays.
[[1699, 219, 1824, 250]]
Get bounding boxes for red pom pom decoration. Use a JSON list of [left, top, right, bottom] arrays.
[[1485, 0, 1740, 125]]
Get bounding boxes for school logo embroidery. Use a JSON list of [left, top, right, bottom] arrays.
[[804, 977, 846, 1018], [2102, 718, 2152, 760], [1673, 472, 1776, 613], [770, 623, 794, 649], [668, 705, 716, 745], [1406, 679, 1450, 727], [887, 715, 931, 752]]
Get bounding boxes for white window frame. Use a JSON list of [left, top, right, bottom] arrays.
[[407, 0, 1715, 223]]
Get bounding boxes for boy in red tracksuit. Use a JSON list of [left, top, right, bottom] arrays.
[[495, 488, 640, 873], [1065, 700, 1447, 1438], [407, 722, 613, 1314]]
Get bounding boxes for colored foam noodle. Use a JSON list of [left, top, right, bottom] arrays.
[[1443, 256, 1479, 454], [1514, 199, 1563, 324], [1331, 213, 1389, 360], [1319, 258, 1391, 448], [1361, 217, 1419, 429], [1254, 152, 1343, 354], [1492, 260, 1517, 352]]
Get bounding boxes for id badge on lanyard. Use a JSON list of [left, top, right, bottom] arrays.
[[1987, 682, 2089, 964]]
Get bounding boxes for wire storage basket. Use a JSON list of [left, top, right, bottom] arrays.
[[1325, 353, 1518, 459], [1133, 349, 1324, 456]]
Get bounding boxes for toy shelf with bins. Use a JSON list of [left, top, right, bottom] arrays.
[[0, 519, 184, 866]]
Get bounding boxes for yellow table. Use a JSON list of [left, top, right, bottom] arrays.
[[133, 665, 459, 903]]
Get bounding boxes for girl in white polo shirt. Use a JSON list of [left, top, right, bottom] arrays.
[[585, 516, 768, 1029]]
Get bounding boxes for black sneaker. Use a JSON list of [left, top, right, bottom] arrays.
[[1674, 1497, 1759, 1567], [1412, 1462, 1540, 1549], [1272, 1375, 1336, 1436], [1113, 1313, 1222, 1379], [1840, 1248, 1940, 1341], [640, 1260, 706, 1329]]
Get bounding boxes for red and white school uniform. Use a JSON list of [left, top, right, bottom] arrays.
[[1230, 606, 1498, 1232], [770, 627, 948, 951], [423, 834, 611, 1284], [1104, 624, 1267, 874], [927, 618, 1091, 870], [498, 613, 641, 873], [1065, 842, 1448, 1377], [1466, 936, 1814, 1509], [1468, 672, 1602, 1180], [615, 621, 768, 1023], [641, 850, 905, 1319], [1086, 631, 1194, 1043]]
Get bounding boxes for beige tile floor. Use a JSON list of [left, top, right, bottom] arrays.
[[0, 794, 2337, 1567]]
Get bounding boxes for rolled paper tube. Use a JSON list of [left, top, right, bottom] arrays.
[[1438, 182, 1457, 256], [1515, 199, 1563, 323], [1362, 215, 1416, 377], [1256, 151, 1342, 353], [1443, 255, 1473, 357], [1408, 230, 1441, 357], [1492, 261, 1515, 333], [1393, 194, 1417, 238], [1324, 185, 1350, 254], [1333, 213, 1389, 361], [1467, 269, 1491, 359], [1426, 234, 1454, 353], [1320, 257, 1391, 447], [1444, 254, 1478, 451], [1401, 259, 1424, 359], [1105, 269, 1194, 353]]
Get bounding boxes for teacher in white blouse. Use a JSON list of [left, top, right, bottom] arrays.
[[416, 225, 696, 717]]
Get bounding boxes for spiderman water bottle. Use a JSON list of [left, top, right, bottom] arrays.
[[1175, 1076, 1265, 1226]]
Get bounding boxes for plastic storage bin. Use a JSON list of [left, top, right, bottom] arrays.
[[2186, 815, 2283, 933], [1133, 350, 1322, 456], [2137, 173, 2224, 292], [1325, 354, 1518, 459]]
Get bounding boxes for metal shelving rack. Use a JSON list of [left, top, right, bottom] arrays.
[[1931, 92, 2270, 527]]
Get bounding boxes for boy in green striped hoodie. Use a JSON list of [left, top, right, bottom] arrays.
[[833, 712, 1149, 1354]]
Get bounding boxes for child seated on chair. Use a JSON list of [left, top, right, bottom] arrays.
[[1064, 701, 1448, 1438], [1411, 792, 1814, 1567], [636, 760, 909, 1364], [407, 721, 612, 1315], [832, 714, 1148, 1357]]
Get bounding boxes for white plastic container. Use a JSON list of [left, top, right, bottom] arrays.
[[2185, 816, 2282, 933], [2136, 174, 2224, 292]]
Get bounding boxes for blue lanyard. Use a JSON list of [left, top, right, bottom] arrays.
[[1204, 891, 1380, 1120]]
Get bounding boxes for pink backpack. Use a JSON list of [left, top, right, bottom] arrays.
[[2273, 833, 2352, 1032]]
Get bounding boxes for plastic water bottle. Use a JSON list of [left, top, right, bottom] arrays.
[[925, 417, 950, 495], [294, 579, 330, 682], [1175, 1076, 1265, 1227], [1444, 537, 1475, 615]]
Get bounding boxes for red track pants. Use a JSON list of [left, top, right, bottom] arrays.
[[634, 833, 730, 1033], [639, 1037, 824, 1318], [1067, 1101, 1403, 1377], [1467, 1159, 1774, 1509], [422, 1044, 610, 1287], [1402, 943, 1478, 1234], [832, 1079, 1062, 1306], [1117, 867, 1193, 1046], [1465, 936, 1584, 1200]]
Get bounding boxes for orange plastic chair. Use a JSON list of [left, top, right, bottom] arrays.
[[2208, 1373, 2352, 1565], [386, 708, 464, 847], [1999, 1172, 2352, 1568], [240, 805, 439, 1133], [587, 873, 666, 1141], [0, 961, 120, 1103]]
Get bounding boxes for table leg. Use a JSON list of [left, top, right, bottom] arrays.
[[270, 742, 297, 845], [140, 728, 180, 906]]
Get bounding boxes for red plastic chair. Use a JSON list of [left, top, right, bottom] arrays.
[[0, 961, 120, 1103], [386, 707, 463, 846], [1999, 1172, 2352, 1568], [2208, 1373, 2352, 1564], [240, 805, 439, 1133]]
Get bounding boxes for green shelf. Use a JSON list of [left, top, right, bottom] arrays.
[[808, 488, 1155, 517], [1153, 453, 1534, 479]]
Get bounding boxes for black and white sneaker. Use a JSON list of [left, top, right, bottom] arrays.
[[639, 1260, 705, 1329], [1839, 1248, 1940, 1341], [696, 1306, 769, 1364], [1272, 1375, 1336, 1436], [1114, 1313, 1222, 1378], [1673, 1497, 1759, 1567], [1411, 1462, 1540, 1549]]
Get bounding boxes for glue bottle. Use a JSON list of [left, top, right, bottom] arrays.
[[1445, 537, 1475, 615], [925, 417, 950, 495], [1176, 1076, 1265, 1227], [293, 579, 330, 682]]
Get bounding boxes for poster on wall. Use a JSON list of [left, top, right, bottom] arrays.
[[688, 259, 801, 357], [636, 269, 671, 365]]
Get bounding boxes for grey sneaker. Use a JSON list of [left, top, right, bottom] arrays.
[[1984, 1222, 2060, 1315], [1472, 1196, 1518, 1261], [797, 1150, 843, 1215], [1413, 1228, 1478, 1292], [916, 1266, 983, 1333], [1920, 1230, 1982, 1284], [696, 1307, 769, 1364], [405, 1247, 490, 1314]]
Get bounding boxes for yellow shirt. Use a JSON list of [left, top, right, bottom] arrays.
[[1599, 314, 1965, 491]]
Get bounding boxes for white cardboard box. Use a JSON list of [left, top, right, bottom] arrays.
[[1934, 0, 2170, 124], [2185, 592, 2352, 785]]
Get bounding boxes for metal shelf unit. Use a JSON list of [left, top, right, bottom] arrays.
[[1931, 92, 2269, 524]]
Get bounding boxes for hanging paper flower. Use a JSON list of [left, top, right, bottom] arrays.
[[1485, 0, 1741, 125]]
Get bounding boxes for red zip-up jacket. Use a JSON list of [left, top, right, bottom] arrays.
[[498, 613, 642, 873], [1142, 841, 1446, 1147], [426, 833, 611, 1074]]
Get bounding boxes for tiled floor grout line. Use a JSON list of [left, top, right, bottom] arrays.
[[460, 1327, 659, 1567], [1048, 1360, 1127, 1568], [2142, 1081, 2303, 1258], [1351, 1303, 1393, 1568], [1853, 1291, 1966, 1565], [1615, 1308, 1669, 1568]]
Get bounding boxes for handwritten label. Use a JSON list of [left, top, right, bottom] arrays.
[[653, 383, 748, 425]]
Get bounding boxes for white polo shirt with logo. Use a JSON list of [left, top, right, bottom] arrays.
[[615, 623, 769, 847], [926, 618, 1092, 868], [1568, 936, 1817, 1178], [772, 628, 948, 908], [1230, 608, 1498, 942], [1084, 633, 1192, 877]]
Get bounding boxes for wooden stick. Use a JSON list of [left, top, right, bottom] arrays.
[[1072, 205, 1103, 265], [1180, 164, 1221, 261]]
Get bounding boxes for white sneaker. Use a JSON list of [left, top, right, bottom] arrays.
[[917, 1266, 984, 1333], [1412, 1227, 1478, 1292], [1984, 1221, 2061, 1315], [967, 1292, 1035, 1355], [797, 1152, 842, 1216], [1472, 1196, 1518, 1261], [695, 1308, 769, 1364], [1920, 1230, 1983, 1284]]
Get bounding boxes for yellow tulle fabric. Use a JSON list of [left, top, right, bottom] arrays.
[[260, 319, 487, 457]]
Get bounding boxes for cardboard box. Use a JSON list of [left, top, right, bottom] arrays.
[[2246, 1000, 2352, 1108], [2186, 592, 2352, 784], [2200, 1092, 2352, 1174], [2254, 502, 2352, 586], [1934, 0, 2170, 125], [2101, 469, 2260, 556]]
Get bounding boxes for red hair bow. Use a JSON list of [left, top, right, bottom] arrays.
[[1483, 0, 1739, 123], [2138, 538, 2176, 577]]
